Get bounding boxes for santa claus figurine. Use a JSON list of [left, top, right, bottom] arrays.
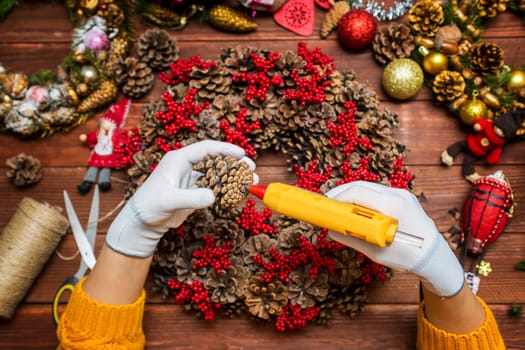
[[77, 98, 131, 194]]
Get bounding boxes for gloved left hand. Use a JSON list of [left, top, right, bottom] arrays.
[[106, 140, 257, 257]]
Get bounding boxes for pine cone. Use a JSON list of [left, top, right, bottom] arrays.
[[114, 57, 155, 99], [138, 28, 179, 71], [288, 267, 329, 307], [207, 4, 257, 33], [244, 272, 288, 320], [193, 153, 254, 208], [77, 80, 118, 113], [190, 65, 232, 100], [372, 23, 415, 65], [6, 153, 43, 187], [432, 70, 466, 103], [408, 0, 444, 36], [97, 3, 125, 28], [206, 260, 250, 304], [469, 43, 504, 75], [320, 0, 350, 39]]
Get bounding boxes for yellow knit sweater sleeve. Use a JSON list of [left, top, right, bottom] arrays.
[[56, 277, 146, 350], [417, 296, 505, 350]]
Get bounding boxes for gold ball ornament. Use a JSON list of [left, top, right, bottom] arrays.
[[382, 58, 424, 100], [508, 69, 525, 90], [80, 65, 99, 83], [459, 94, 487, 124], [422, 51, 449, 75]]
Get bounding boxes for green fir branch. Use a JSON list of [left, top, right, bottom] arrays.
[[0, 0, 20, 20]]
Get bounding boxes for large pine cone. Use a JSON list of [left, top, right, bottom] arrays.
[[6, 153, 43, 187], [193, 153, 253, 208], [372, 23, 415, 65], [408, 0, 444, 36], [138, 28, 179, 71], [115, 57, 155, 99], [469, 43, 504, 75]]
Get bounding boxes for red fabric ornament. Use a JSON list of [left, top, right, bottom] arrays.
[[273, 0, 315, 36], [461, 171, 514, 255], [337, 9, 377, 50], [315, 0, 330, 10]]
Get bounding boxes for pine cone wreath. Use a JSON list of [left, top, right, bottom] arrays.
[[115, 57, 155, 99], [6, 153, 43, 187], [138, 28, 180, 71], [372, 23, 415, 65]]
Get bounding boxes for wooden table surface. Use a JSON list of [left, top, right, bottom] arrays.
[[0, 2, 524, 349]]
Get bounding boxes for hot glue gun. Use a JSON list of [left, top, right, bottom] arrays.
[[248, 182, 423, 248]]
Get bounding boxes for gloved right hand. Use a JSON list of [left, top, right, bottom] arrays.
[[325, 181, 464, 297], [106, 140, 257, 258]]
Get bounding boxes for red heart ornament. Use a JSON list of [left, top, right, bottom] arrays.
[[273, 0, 315, 36]]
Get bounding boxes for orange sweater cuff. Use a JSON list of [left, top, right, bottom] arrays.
[[56, 277, 146, 349], [417, 296, 505, 350]]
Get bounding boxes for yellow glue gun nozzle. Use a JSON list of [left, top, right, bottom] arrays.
[[250, 183, 398, 248]]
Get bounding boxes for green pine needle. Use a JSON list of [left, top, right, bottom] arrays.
[[0, 0, 20, 20]]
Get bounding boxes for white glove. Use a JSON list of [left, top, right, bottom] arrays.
[[325, 181, 464, 297], [106, 140, 257, 258]]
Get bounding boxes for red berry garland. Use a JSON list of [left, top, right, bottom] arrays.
[[124, 42, 413, 331]]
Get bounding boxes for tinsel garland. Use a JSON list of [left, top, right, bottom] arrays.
[[351, 0, 415, 21], [119, 42, 415, 331]]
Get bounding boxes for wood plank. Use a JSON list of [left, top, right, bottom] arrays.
[[1, 304, 524, 349]]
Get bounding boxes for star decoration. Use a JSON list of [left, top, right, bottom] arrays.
[[477, 260, 493, 277]]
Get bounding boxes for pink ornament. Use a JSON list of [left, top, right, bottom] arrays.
[[26, 85, 50, 110], [84, 28, 109, 51]]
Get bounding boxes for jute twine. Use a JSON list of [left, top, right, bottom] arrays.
[[0, 197, 69, 319]]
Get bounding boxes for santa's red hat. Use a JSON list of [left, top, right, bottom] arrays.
[[101, 98, 131, 128]]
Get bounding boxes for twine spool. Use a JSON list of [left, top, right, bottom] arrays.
[[0, 197, 69, 319]]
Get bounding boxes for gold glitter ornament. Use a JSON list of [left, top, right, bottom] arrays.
[[207, 4, 257, 33], [77, 80, 118, 113], [459, 92, 488, 125], [421, 48, 449, 75], [381, 58, 423, 100], [508, 69, 525, 90]]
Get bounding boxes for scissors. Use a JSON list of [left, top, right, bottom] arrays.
[[52, 185, 99, 324]]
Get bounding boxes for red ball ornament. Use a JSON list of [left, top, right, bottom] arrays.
[[337, 9, 377, 50]]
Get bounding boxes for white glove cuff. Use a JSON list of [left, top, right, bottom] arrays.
[[414, 234, 465, 297], [106, 199, 165, 258]]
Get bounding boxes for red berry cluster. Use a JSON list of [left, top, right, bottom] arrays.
[[337, 157, 380, 185], [328, 101, 372, 157], [232, 52, 284, 102], [275, 304, 320, 332], [282, 42, 335, 105], [356, 252, 388, 285], [254, 231, 341, 283], [219, 107, 260, 158], [159, 56, 217, 86], [155, 137, 183, 154], [113, 128, 142, 168], [156, 89, 209, 136], [388, 156, 413, 189], [192, 235, 232, 274], [167, 279, 221, 320], [236, 199, 278, 235], [293, 160, 332, 193]]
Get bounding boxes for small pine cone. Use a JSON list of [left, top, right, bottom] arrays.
[[38, 106, 77, 127], [408, 0, 444, 36], [108, 37, 130, 66], [432, 70, 466, 103], [115, 57, 155, 99], [372, 23, 415, 65], [288, 267, 329, 308], [138, 28, 180, 71], [97, 3, 125, 28], [77, 80, 118, 113], [469, 43, 504, 75], [320, 0, 350, 39], [6, 153, 43, 187], [208, 4, 257, 33], [193, 153, 253, 208]]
